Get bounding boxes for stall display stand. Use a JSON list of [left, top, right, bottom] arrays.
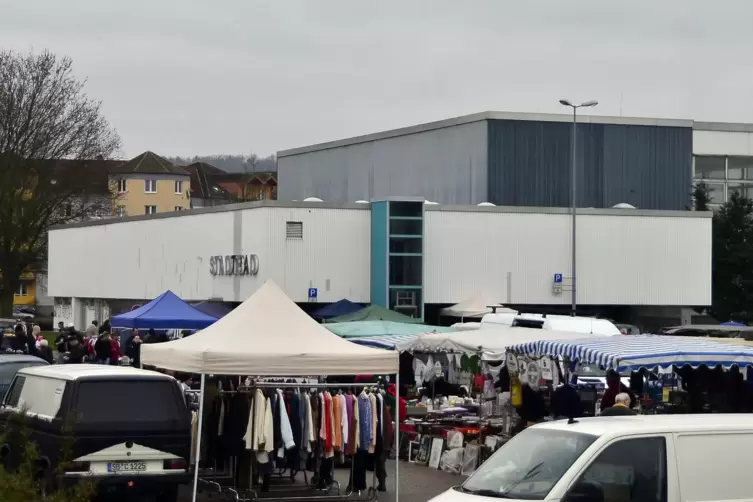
[[190, 377, 398, 502]]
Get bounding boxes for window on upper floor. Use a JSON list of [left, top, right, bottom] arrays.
[[117, 179, 127, 193], [145, 179, 157, 193], [145, 205, 157, 215], [693, 155, 753, 208], [15, 281, 29, 297], [175, 180, 183, 194]]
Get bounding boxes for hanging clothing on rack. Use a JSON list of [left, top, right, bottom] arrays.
[[368, 391, 378, 454], [333, 393, 342, 451], [338, 393, 349, 448], [357, 391, 372, 452], [276, 389, 296, 455]]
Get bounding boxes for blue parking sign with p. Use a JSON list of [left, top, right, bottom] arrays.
[[308, 287, 318, 300], [554, 273, 563, 284]]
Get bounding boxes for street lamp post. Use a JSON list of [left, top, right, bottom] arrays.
[[559, 99, 598, 317]]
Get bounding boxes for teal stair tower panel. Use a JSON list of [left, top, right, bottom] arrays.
[[370, 201, 389, 308], [387, 200, 425, 321]]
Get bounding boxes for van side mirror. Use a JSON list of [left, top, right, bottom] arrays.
[[563, 481, 604, 502]]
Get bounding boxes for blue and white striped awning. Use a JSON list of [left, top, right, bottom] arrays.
[[347, 333, 421, 350], [507, 335, 753, 372]]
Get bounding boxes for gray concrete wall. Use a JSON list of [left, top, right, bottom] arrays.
[[278, 120, 489, 204]]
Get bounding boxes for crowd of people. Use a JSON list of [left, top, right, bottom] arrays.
[[1, 318, 179, 367]]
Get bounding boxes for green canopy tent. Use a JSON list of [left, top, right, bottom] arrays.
[[327, 304, 423, 324]]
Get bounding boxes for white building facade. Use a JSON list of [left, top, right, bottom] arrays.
[[48, 199, 711, 330]]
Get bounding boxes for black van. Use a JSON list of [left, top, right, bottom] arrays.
[[0, 365, 191, 501]]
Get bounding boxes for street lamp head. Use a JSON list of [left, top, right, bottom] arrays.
[[580, 100, 599, 107], [559, 99, 573, 107]]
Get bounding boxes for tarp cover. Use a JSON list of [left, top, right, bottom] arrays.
[[141, 280, 398, 375], [440, 293, 517, 318], [397, 327, 605, 359], [311, 299, 362, 320], [192, 301, 232, 319], [507, 334, 753, 372], [326, 320, 454, 338], [327, 305, 422, 324], [112, 290, 218, 329]]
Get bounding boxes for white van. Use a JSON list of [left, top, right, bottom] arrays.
[[481, 313, 620, 336], [430, 414, 753, 502]]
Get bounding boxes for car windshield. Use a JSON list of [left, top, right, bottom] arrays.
[[461, 428, 596, 500]]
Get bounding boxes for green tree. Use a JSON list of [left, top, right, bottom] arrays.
[[693, 180, 712, 211], [711, 191, 753, 323], [0, 411, 94, 501], [0, 49, 121, 316]]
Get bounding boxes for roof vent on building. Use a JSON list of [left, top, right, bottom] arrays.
[[477, 202, 496, 207], [612, 203, 636, 209], [355, 200, 369, 204], [424, 200, 438, 205], [303, 197, 323, 202]]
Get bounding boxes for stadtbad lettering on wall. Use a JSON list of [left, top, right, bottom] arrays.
[[209, 254, 260, 276]]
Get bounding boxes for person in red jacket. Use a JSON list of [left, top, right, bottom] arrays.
[[385, 383, 407, 423], [109, 332, 123, 365]]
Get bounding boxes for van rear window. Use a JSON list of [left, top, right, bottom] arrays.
[[75, 380, 187, 425]]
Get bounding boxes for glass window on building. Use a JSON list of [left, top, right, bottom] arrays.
[[693, 155, 753, 206], [694, 156, 726, 180]]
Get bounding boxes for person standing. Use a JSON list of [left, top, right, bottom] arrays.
[[94, 332, 111, 364], [109, 332, 123, 365], [599, 393, 638, 416], [38, 339, 54, 364], [86, 320, 99, 339]]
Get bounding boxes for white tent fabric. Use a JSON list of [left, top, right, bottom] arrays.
[[141, 280, 398, 375], [440, 293, 517, 318], [396, 326, 607, 360]]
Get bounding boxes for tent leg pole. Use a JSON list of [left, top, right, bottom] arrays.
[[192, 373, 206, 502], [395, 372, 400, 502]]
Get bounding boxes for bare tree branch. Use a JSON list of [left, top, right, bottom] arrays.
[[0, 49, 122, 315]]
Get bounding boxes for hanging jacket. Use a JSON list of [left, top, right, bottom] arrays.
[[332, 393, 342, 450], [357, 392, 372, 452], [323, 392, 334, 457], [305, 393, 315, 450], [338, 394, 348, 447], [368, 392, 378, 453], [277, 390, 296, 453]]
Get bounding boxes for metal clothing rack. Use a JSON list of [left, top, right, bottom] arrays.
[[194, 381, 384, 502]]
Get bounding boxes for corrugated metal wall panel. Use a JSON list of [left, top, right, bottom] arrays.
[[278, 121, 489, 204], [48, 207, 371, 303], [423, 210, 711, 306], [487, 120, 692, 210]]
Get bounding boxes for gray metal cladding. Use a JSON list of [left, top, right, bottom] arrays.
[[487, 119, 693, 210]]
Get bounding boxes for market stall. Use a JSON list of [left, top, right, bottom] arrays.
[[191, 300, 232, 319], [311, 298, 363, 321], [327, 305, 422, 324], [506, 334, 753, 416], [326, 320, 454, 339], [440, 293, 516, 321], [141, 281, 399, 502]]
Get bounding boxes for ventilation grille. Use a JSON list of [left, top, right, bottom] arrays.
[[286, 221, 303, 239]]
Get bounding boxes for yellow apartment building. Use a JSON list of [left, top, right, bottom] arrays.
[[109, 151, 191, 217]]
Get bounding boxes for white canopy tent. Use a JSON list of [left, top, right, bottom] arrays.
[[141, 280, 397, 375], [440, 293, 517, 319], [141, 281, 399, 502], [396, 326, 607, 360]]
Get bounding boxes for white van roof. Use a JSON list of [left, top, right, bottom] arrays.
[[536, 414, 753, 437], [17, 365, 174, 382]]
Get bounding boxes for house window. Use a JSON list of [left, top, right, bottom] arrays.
[[694, 155, 753, 208], [15, 281, 28, 297], [144, 179, 157, 193], [286, 221, 303, 239], [145, 205, 157, 215], [175, 180, 183, 194], [174, 206, 183, 211], [116, 206, 126, 217], [117, 179, 127, 193], [64, 204, 73, 217]]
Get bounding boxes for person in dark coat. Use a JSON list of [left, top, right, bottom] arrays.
[[600, 392, 638, 416], [66, 335, 86, 364], [37, 339, 54, 364], [601, 370, 636, 409], [126, 335, 142, 367], [94, 333, 112, 364]]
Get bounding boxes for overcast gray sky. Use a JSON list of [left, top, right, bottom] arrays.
[[2, 0, 752, 158]]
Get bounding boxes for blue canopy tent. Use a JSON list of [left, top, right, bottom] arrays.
[[721, 321, 746, 327], [311, 299, 363, 320], [192, 301, 232, 319], [112, 291, 219, 330], [347, 333, 426, 350], [508, 334, 753, 373]]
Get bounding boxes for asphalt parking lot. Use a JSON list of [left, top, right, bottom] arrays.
[[180, 460, 462, 502]]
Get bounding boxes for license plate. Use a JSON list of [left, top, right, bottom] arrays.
[[107, 461, 146, 473]]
